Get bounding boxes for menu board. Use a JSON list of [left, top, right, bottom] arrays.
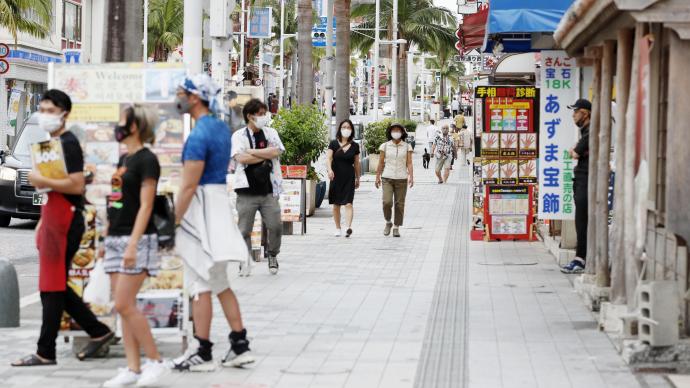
[[30, 139, 68, 180], [280, 179, 302, 222], [485, 185, 533, 238]]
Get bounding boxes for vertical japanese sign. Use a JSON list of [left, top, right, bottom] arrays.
[[538, 51, 579, 219]]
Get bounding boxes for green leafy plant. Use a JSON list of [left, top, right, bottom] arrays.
[[272, 104, 329, 180], [364, 118, 419, 155]]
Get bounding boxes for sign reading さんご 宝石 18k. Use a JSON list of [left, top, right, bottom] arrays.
[[538, 51, 580, 220]]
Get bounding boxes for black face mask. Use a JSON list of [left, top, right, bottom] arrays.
[[114, 124, 131, 142]]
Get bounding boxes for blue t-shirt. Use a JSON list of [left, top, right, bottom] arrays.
[[182, 115, 231, 185]]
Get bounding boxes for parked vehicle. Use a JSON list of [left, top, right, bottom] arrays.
[[0, 115, 46, 227]]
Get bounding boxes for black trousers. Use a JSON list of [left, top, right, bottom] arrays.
[[574, 176, 589, 261], [37, 213, 111, 360]]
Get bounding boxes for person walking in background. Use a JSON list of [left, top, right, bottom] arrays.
[[454, 110, 465, 131], [432, 124, 456, 184], [375, 123, 414, 238], [327, 120, 361, 238], [12, 90, 115, 368], [426, 119, 439, 152], [451, 97, 460, 117], [561, 99, 592, 274], [172, 74, 255, 372], [224, 91, 245, 133], [459, 124, 473, 165], [102, 105, 169, 387], [232, 98, 285, 275]]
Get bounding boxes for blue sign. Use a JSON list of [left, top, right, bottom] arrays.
[[248, 7, 272, 39], [8, 49, 62, 64], [63, 50, 81, 64], [312, 17, 336, 47]]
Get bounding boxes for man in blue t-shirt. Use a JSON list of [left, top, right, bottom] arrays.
[[173, 74, 254, 372]]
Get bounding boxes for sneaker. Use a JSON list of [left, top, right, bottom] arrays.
[[103, 368, 140, 387], [561, 259, 585, 274], [334, 229, 342, 237], [136, 360, 170, 387], [392, 227, 401, 238], [223, 331, 255, 368], [383, 222, 393, 236], [171, 350, 216, 372], [268, 256, 279, 275]]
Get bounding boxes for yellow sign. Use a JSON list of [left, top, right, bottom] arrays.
[[69, 104, 120, 122]]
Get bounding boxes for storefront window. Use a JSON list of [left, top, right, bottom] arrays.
[[62, 1, 81, 42]]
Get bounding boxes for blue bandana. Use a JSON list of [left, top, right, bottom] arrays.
[[179, 74, 224, 114]]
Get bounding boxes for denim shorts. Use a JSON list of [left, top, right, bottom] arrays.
[[104, 234, 160, 276]]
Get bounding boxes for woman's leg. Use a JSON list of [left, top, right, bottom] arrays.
[[332, 205, 341, 229], [114, 272, 161, 372], [382, 179, 394, 223], [344, 204, 354, 228], [393, 180, 408, 226], [217, 289, 244, 332]]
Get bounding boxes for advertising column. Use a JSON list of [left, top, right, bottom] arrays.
[[538, 51, 579, 220]]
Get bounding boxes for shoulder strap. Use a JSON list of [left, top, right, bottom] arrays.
[[245, 128, 254, 149]]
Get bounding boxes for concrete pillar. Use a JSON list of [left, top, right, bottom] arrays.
[[585, 46, 602, 275], [0, 258, 19, 327]]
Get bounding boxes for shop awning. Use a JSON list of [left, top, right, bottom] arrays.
[[483, 0, 574, 53], [456, 3, 489, 55]]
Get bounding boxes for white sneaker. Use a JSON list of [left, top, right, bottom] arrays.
[[222, 349, 255, 368], [334, 229, 342, 237], [103, 368, 140, 387], [136, 359, 170, 386]]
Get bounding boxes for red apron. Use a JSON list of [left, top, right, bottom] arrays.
[[36, 192, 75, 292]]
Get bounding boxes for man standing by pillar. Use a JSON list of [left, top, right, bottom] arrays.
[[562, 99, 591, 274]]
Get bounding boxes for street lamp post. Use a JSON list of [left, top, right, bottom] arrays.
[[373, 0, 380, 121], [391, 0, 398, 117]]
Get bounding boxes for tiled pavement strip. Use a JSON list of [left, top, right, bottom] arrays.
[[0, 137, 671, 388]]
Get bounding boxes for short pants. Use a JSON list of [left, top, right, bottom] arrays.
[[435, 156, 452, 172], [184, 261, 232, 298], [104, 234, 160, 276]]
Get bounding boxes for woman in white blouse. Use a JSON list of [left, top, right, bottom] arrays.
[[375, 123, 414, 237]]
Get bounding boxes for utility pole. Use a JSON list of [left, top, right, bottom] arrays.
[[183, 0, 203, 74], [324, 0, 334, 121], [372, 0, 380, 121], [238, 0, 247, 85], [279, 0, 285, 106], [391, 0, 398, 118], [210, 0, 234, 95], [143, 0, 149, 63]]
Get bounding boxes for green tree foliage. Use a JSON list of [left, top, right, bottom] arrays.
[[0, 0, 51, 43], [147, 0, 183, 61], [272, 104, 329, 175]]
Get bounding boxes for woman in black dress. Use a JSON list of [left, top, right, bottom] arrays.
[[327, 120, 361, 237]]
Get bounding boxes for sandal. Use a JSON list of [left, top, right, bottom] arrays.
[[77, 331, 115, 361], [11, 354, 57, 367]]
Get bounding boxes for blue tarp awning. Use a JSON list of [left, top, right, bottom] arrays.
[[482, 0, 573, 53], [487, 0, 573, 34]]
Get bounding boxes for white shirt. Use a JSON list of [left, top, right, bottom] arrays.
[[426, 125, 439, 142], [231, 126, 285, 195], [451, 100, 460, 110], [379, 140, 413, 180]]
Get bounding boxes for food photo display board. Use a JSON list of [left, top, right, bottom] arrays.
[[49, 62, 189, 338]]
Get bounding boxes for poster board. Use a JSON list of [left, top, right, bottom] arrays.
[[484, 185, 535, 241], [49, 62, 189, 338], [472, 86, 540, 240]]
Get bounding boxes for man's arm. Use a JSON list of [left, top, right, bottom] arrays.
[[29, 172, 85, 195], [248, 147, 282, 160], [175, 161, 204, 224]]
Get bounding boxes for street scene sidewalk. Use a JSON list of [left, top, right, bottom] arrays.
[[0, 144, 669, 388]]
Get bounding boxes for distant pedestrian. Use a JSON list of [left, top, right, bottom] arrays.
[[225, 90, 245, 133], [459, 124, 473, 165], [432, 124, 456, 184], [451, 97, 460, 117], [172, 74, 255, 372], [561, 99, 592, 274], [13, 90, 114, 368], [327, 120, 361, 238], [454, 111, 465, 130], [102, 105, 169, 387], [375, 123, 414, 238], [426, 119, 439, 152], [232, 98, 285, 275]]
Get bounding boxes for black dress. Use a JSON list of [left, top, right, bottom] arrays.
[[328, 140, 360, 205]]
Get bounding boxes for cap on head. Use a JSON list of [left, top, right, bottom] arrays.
[[567, 99, 592, 111]]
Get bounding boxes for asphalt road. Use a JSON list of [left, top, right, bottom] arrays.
[[1, 219, 39, 299]]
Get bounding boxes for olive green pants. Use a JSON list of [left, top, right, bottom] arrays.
[[382, 178, 408, 226]]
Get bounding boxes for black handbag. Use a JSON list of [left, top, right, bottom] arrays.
[[153, 193, 175, 250], [245, 128, 273, 187]]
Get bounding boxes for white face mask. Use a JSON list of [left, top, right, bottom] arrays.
[[37, 112, 64, 134], [341, 129, 352, 138], [253, 115, 270, 129], [391, 131, 402, 140]]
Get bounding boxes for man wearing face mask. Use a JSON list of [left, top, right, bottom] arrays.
[[12, 90, 115, 367], [561, 99, 592, 274], [231, 98, 285, 275], [431, 124, 456, 184]]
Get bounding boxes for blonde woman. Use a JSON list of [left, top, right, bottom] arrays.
[[375, 123, 414, 237], [103, 105, 169, 387]]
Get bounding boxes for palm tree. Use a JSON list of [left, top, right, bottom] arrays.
[[352, 0, 456, 119], [425, 38, 464, 109], [297, 0, 315, 104], [147, 0, 183, 62], [334, 0, 351, 123], [0, 0, 52, 43]]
